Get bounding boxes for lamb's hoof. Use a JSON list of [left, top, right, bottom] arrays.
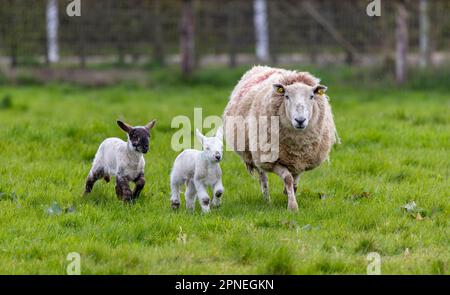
[[123, 196, 133, 203], [171, 201, 180, 210], [288, 202, 299, 211]]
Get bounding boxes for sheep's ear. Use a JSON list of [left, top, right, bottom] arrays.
[[117, 120, 132, 133], [313, 84, 327, 95], [273, 83, 285, 95], [145, 119, 156, 130], [195, 129, 205, 145], [215, 126, 223, 141]]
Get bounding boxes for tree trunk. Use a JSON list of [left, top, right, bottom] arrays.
[[419, 0, 430, 69], [180, 0, 195, 76], [395, 1, 408, 84], [226, 0, 237, 68], [153, 0, 165, 67], [46, 0, 59, 64], [253, 0, 269, 62]]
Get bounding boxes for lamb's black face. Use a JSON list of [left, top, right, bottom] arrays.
[[129, 127, 150, 153]]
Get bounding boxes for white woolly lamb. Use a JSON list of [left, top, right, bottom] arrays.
[[223, 65, 338, 211], [84, 119, 156, 202], [170, 128, 224, 213]]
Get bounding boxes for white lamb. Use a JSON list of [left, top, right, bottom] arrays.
[[170, 128, 224, 213], [84, 119, 156, 202]]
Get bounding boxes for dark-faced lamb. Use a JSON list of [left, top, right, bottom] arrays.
[[84, 119, 156, 202]]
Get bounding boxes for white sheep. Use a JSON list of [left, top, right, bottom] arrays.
[[170, 128, 224, 213], [223, 65, 338, 211], [84, 120, 156, 202]]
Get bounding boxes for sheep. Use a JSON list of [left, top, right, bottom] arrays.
[[223, 65, 338, 211], [84, 119, 156, 202], [170, 128, 224, 213]]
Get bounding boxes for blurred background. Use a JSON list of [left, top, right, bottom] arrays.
[[0, 0, 449, 86]]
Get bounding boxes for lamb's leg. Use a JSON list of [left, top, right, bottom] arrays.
[[212, 180, 224, 208], [132, 173, 145, 199], [84, 168, 104, 195], [257, 169, 270, 201], [170, 180, 181, 210], [273, 165, 298, 211], [194, 180, 210, 213], [116, 176, 133, 202], [185, 180, 196, 211]]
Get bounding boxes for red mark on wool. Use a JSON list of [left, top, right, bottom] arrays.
[[237, 70, 277, 99]]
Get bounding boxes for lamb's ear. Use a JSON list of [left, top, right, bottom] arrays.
[[195, 129, 205, 146], [145, 119, 156, 130], [313, 84, 327, 95], [273, 83, 285, 95], [117, 120, 132, 133], [215, 126, 223, 141]]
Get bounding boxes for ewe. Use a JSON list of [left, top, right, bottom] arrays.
[[223, 66, 338, 211], [170, 128, 224, 213], [84, 120, 156, 202]]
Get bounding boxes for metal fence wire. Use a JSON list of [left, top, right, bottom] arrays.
[[0, 0, 448, 66]]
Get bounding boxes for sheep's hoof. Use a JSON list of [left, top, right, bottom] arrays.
[[171, 201, 180, 210], [288, 202, 299, 211]]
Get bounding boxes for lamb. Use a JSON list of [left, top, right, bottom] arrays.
[[170, 128, 224, 213], [223, 65, 338, 211], [84, 119, 156, 202]]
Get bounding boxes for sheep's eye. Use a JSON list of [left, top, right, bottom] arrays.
[[285, 95, 289, 100], [310, 95, 314, 100]]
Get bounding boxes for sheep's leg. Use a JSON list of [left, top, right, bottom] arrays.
[[257, 169, 270, 201], [116, 176, 133, 202], [132, 173, 145, 199], [84, 168, 104, 195], [185, 180, 196, 211], [293, 174, 300, 194], [194, 180, 210, 213], [283, 174, 299, 195], [273, 165, 298, 211], [170, 180, 181, 210], [212, 180, 224, 208]]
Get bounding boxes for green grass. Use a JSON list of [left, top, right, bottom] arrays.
[[0, 66, 449, 274]]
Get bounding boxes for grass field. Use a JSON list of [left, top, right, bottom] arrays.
[[0, 66, 448, 274]]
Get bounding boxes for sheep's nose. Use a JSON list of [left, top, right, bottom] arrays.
[[214, 153, 222, 161], [295, 117, 306, 125]]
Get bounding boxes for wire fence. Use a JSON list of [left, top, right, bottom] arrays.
[[0, 0, 449, 67]]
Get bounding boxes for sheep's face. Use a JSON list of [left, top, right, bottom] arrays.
[[273, 83, 327, 130], [196, 128, 223, 163], [117, 120, 157, 154]]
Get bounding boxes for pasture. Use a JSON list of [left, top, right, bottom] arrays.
[[0, 66, 448, 274]]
